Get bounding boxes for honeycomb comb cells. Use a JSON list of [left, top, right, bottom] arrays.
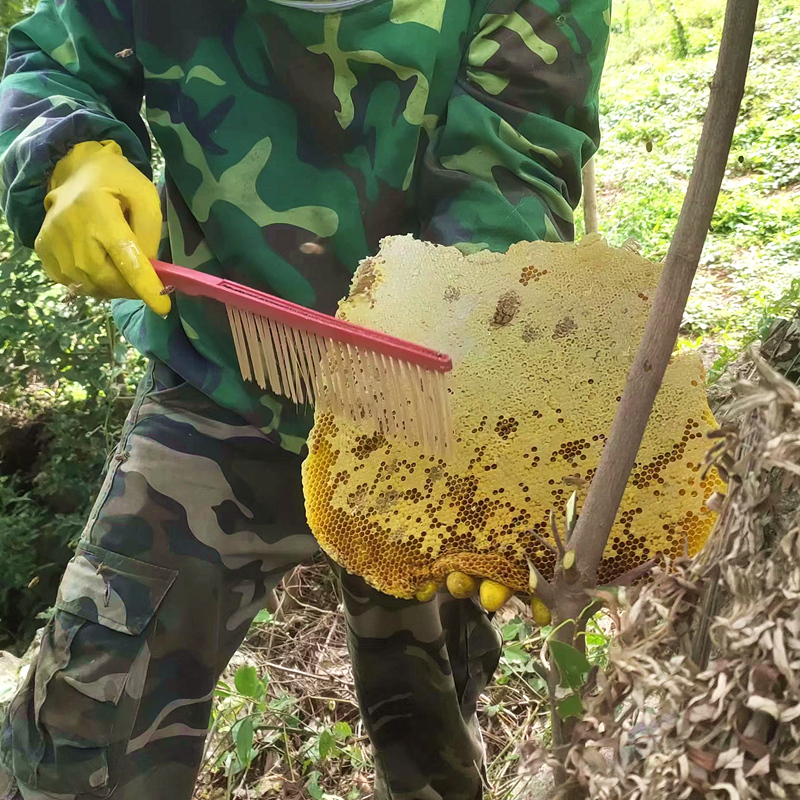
[[302, 235, 725, 599]]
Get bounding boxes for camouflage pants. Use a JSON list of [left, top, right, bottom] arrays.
[[1, 361, 502, 800]]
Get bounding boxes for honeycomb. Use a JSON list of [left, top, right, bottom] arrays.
[[302, 235, 725, 599]]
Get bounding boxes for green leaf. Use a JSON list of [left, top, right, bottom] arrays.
[[306, 771, 325, 800], [253, 608, 273, 624], [332, 721, 352, 740], [557, 693, 584, 720], [215, 680, 233, 699], [549, 640, 591, 690], [502, 619, 525, 640], [318, 729, 336, 761], [268, 693, 298, 714], [502, 645, 529, 664], [223, 750, 240, 777], [234, 665, 260, 698], [235, 716, 255, 768]]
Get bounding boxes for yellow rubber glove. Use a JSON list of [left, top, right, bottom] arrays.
[[35, 140, 170, 315]]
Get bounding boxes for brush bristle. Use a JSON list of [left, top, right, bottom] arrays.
[[226, 307, 452, 455]]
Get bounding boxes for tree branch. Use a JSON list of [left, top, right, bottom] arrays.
[[605, 558, 656, 588], [526, 559, 556, 608], [567, 0, 760, 580], [549, 510, 566, 556], [582, 157, 599, 235], [544, 10, 760, 794], [528, 528, 559, 557]]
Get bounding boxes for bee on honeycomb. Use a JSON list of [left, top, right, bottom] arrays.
[[302, 235, 724, 604]]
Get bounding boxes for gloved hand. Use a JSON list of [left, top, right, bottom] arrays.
[[35, 140, 171, 315], [417, 571, 516, 613]]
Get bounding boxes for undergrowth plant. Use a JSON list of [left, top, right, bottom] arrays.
[[0, 226, 143, 651], [599, 0, 800, 370]]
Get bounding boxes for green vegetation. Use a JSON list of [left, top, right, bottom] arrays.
[[0, 0, 34, 64], [0, 230, 143, 650], [589, 0, 800, 374]]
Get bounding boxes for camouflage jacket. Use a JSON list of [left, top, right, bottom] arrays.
[[0, 0, 610, 452]]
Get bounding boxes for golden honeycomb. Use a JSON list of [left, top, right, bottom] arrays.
[[302, 235, 724, 599]]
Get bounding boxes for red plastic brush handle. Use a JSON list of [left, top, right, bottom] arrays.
[[152, 260, 453, 373]]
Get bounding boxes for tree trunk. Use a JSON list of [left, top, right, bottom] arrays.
[[564, 0, 760, 584], [548, 586, 592, 799], [545, 0, 761, 794]]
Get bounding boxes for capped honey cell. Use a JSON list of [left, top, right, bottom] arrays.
[[302, 236, 725, 599]]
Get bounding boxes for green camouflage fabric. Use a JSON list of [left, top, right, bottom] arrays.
[[1, 362, 502, 800], [0, 0, 611, 454]]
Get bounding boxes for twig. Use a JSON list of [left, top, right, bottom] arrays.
[[528, 528, 560, 556], [492, 708, 539, 768], [527, 560, 556, 608], [582, 157, 599, 235], [549, 510, 566, 556], [503, 663, 549, 701], [305, 694, 359, 708], [263, 660, 352, 687], [236, 761, 251, 800], [201, 709, 222, 766], [605, 558, 656, 588], [253, 723, 307, 735], [691, 563, 723, 669], [281, 593, 337, 617], [283, 729, 296, 781], [317, 615, 340, 669], [225, 757, 235, 800]]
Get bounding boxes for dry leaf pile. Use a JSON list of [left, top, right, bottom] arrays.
[[563, 357, 800, 799]]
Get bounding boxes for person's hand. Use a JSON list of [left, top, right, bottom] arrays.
[[416, 572, 516, 613], [35, 140, 170, 315]]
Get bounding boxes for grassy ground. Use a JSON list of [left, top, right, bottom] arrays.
[[194, 560, 610, 800], [588, 0, 800, 375]]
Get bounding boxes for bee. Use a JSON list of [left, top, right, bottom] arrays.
[[492, 291, 521, 327], [62, 283, 83, 305], [299, 239, 326, 255]]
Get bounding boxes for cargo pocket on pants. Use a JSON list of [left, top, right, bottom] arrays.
[[2, 543, 177, 797]]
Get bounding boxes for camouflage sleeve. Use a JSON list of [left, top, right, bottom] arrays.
[[0, 0, 151, 247], [418, 0, 611, 252]]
